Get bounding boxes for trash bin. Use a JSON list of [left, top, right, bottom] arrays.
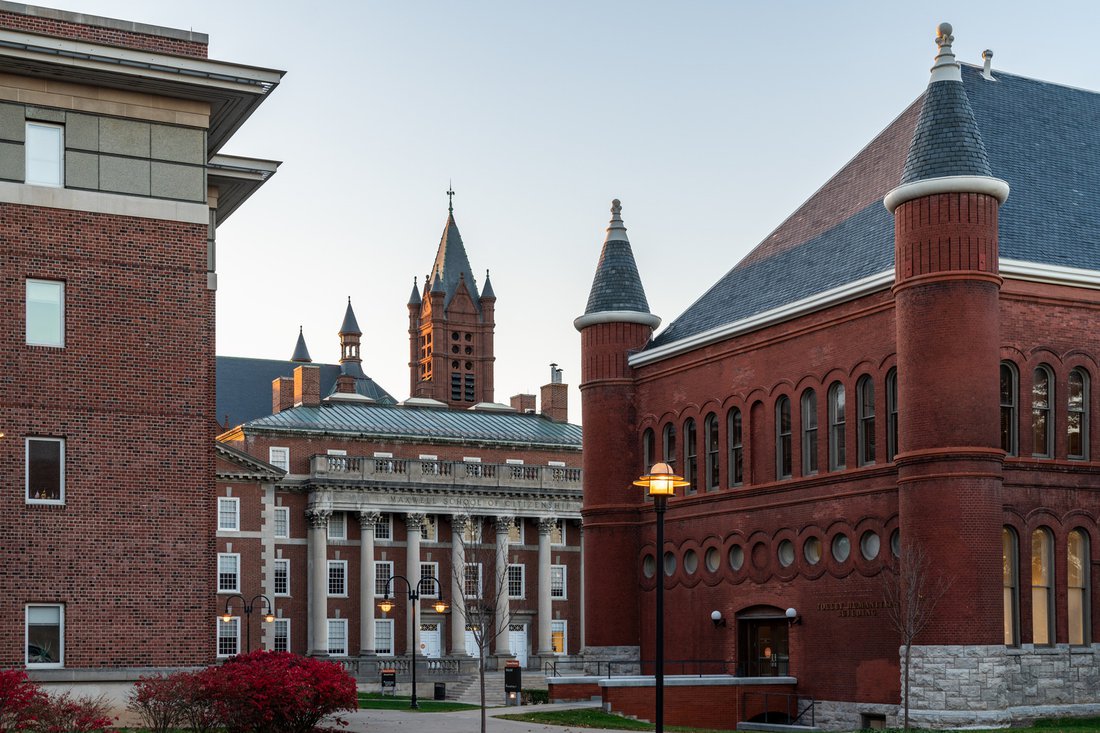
[[434, 682, 446, 701]]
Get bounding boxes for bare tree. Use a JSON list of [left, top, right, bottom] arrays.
[[880, 541, 951, 731]]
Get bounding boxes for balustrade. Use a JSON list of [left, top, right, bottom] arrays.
[[310, 454, 581, 489]]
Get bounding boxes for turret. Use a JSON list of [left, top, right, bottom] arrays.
[[291, 326, 312, 363], [339, 297, 362, 364]]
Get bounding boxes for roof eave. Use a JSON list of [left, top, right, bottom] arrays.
[[208, 154, 281, 225]]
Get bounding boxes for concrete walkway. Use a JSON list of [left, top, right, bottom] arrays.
[[341, 700, 602, 733]]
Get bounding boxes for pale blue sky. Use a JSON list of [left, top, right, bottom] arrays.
[[41, 1, 1100, 419]]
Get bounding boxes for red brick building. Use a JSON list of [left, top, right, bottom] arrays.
[[0, 1, 280, 679], [574, 25, 1100, 729]]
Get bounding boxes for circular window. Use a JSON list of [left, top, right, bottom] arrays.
[[684, 549, 698, 575], [705, 547, 720, 572], [464, 333, 472, 341], [778, 540, 795, 567], [452, 332, 459, 341], [663, 552, 676, 576], [451, 360, 459, 369], [860, 531, 880, 560], [451, 345, 459, 353], [642, 554, 655, 578], [803, 537, 822, 565], [465, 361, 473, 370], [891, 529, 901, 558], [729, 545, 744, 571], [832, 534, 851, 562], [465, 346, 473, 355]]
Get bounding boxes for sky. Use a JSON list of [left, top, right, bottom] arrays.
[[37, 1, 1100, 422]]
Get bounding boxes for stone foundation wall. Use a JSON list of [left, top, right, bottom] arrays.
[[581, 645, 640, 675], [811, 699, 898, 731]]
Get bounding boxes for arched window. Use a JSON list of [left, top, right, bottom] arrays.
[[662, 423, 677, 468], [1032, 366, 1054, 457], [857, 375, 875, 466], [828, 382, 846, 471], [642, 428, 654, 473], [1031, 527, 1054, 644], [1000, 362, 1018, 456], [684, 418, 697, 494], [801, 389, 818, 475], [886, 369, 899, 461], [1003, 527, 1019, 646], [1068, 368, 1089, 460], [704, 413, 719, 491], [727, 408, 743, 487], [1068, 529, 1091, 645], [776, 397, 792, 479]]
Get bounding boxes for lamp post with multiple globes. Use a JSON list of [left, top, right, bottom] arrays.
[[378, 574, 448, 709], [220, 593, 275, 655]]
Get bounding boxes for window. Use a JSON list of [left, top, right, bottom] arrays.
[[375, 619, 394, 656], [327, 619, 348, 656], [274, 506, 290, 538], [728, 409, 743, 486], [550, 565, 567, 599], [463, 518, 483, 544], [507, 517, 524, 544], [328, 512, 346, 540], [704, 414, 719, 490], [551, 519, 566, 545], [26, 279, 64, 347], [551, 620, 567, 655], [684, 419, 698, 492], [1068, 369, 1089, 460], [464, 563, 482, 598], [268, 447, 289, 472], [1003, 527, 1019, 646], [25, 122, 63, 187], [776, 397, 792, 479], [828, 382, 846, 470], [1032, 366, 1054, 457], [374, 514, 392, 540], [217, 617, 239, 658], [328, 560, 348, 597], [857, 376, 875, 466], [886, 369, 899, 461], [26, 437, 64, 504], [274, 558, 290, 597], [1031, 528, 1054, 644], [419, 562, 439, 598], [1000, 363, 1018, 456], [1069, 529, 1091, 645], [218, 497, 240, 531], [642, 428, 655, 473], [662, 423, 677, 468], [218, 553, 240, 593], [421, 515, 438, 542], [507, 564, 525, 599], [801, 390, 818, 475], [272, 618, 290, 652], [374, 561, 394, 597], [26, 605, 63, 667]]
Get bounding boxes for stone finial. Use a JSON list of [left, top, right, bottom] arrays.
[[605, 198, 628, 243], [929, 21, 961, 83]]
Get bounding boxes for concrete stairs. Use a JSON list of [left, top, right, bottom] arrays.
[[447, 670, 547, 705]]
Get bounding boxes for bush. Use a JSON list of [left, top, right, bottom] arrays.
[[522, 688, 549, 705], [128, 673, 189, 733], [24, 691, 112, 733], [0, 669, 41, 731]]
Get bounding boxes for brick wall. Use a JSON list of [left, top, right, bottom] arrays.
[[0, 9, 208, 58]]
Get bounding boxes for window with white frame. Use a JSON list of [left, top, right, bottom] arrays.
[[375, 619, 394, 656], [419, 562, 439, 597], [422, 515, 438, 542], [375, 561, 393, 597], [272, 618, 290, 652], [217, 617, 239, 657], [274, 506, 290, 538], [218, 553, 240, 593], [26, 437, 64, 504], [268, 446, 289, 472], [327, 619, 348, 656], [26, 279, 64, 347], [26, 605, 63, 667], [507, 564, 525, 599], [218, 497, 240, 531], [508, 517, 524, 544], [328, 560, 347, 597], [551, 619, 567, 655], [550, 565, 567, 599], [328, 512, 346, 540], [25, 122, 63, 187], [551, 519, 565, 545], [374, 514, 392, 540], [464, 563, 482, 598], [463, 518, 483, 544], [274, 558, 290, 596]]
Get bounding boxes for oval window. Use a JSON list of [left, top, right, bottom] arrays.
[[643, 554, 655, 578], [860, 531, 880, 560], [804, 537, 822, 565], [663, 552, 676, 577], [890, 530, 900, 558], [832, 534, 851, 562], [705, 547, 720, 572], [684, 549, 699, 574], [729, 545, 745, 571], [778, 540, 795, 567]]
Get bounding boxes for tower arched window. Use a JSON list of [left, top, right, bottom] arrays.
[[828, 382, 846, 471], [684, 418, 697, 494], [1003, 527, 1019, 646], [662, 423, 677, 469], [1032, 366, 1054, 457], [1068, 529, 1091, 645], [857, 375, 875, 466], [1068, 368, 1089, 460], [727, 408, 743, 487], [642, 428, 654, 473], [1000, 362, 1018, 456], [776, 397, 792, 479], [886, 368, 899, 461], [801, 389, 818, 475], [1031, 527, 1054, 645], [704, 413, 719, 491]]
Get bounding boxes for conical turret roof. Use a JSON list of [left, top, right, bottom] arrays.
[[291, 326, 311, 363], [428, 212, 480, 310], [408, 278, 421, 306], [340, 297, 361, 335], [481, 269, 496, 300], [575, 199, 659, 331]]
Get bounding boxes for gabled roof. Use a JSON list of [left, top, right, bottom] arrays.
[[429, 213, 481, 311], [216, 440, 285, 481], [645, 64, 1100, 354]]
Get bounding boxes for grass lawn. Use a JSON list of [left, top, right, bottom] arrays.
[[358, 691, 481, 712]]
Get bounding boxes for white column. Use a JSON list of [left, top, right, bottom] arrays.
[[450, 514, 469, 656], [493, 515, 512, 657], [579, 523, 586, 653], [537, 517, 555, 655], [358, 511, 380, 656], [306, 507, 331, 656], [405, 513, 425, 656]]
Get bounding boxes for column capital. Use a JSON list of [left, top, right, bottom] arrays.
[[358, 510, 382, 529], [494, 515, 515, 535], [405, 512, 426, 531], [305, 508, 331, 528], [537, 517, 557, 535], [451, 513, 470, 533]]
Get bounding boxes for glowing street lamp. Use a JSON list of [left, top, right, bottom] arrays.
[[221, 593, 275, 655], [378, 574, 449, 709]]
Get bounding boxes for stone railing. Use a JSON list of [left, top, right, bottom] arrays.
[[311, 455, 582, 490], [339, 655, 478, 680]]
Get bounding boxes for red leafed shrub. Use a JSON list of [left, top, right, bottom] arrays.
[[128, 671, 218, 733], [0, 669, 42, 732], [199, 651, 357, 733], [24, 691, 112, 733]]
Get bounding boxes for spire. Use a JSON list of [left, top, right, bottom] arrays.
[[481, 269, 496, 300], [431, 272, 445, 294], [574, 199, 661, 331], [408, 277, 422, 306], [447, 181, 454, 214], [340, 297, 361, 335], [291, 326, 312, 363], [427, 194, 481, 310]]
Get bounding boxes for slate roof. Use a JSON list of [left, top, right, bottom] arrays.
[[902, 77, 991, 182], [243, 402, 582, 448], [291, 327, 311, 362], [583, 202, 653, 316], [339, 299, 361, 334], [429, 213, 481, 311], [408, 279, 421, 306], [648, 65, 1100, 350]]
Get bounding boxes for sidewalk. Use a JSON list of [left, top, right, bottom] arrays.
[[341, 700, 602, 733]]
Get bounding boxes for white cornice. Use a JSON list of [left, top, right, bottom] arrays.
[[883, 175, 1010, 213], [1000, 258, 1100, 289], [574, 310, 662, 331]]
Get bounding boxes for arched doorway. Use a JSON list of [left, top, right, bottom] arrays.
[[736, 606, 789, 677]]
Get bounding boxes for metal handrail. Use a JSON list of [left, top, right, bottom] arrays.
[[741, 691, 815, 727]]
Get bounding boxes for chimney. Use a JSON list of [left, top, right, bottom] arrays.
[[294, 365, 321, 407], [272, 376, 295, 414], [336, 373, 356, 393], [540, 363, 568, 422], [510, 393, 536, 413]]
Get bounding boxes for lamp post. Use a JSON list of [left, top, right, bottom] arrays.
[[378, 574, 448, 709], [634, 462, 688, 733], [221, 593, 275, 655]]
